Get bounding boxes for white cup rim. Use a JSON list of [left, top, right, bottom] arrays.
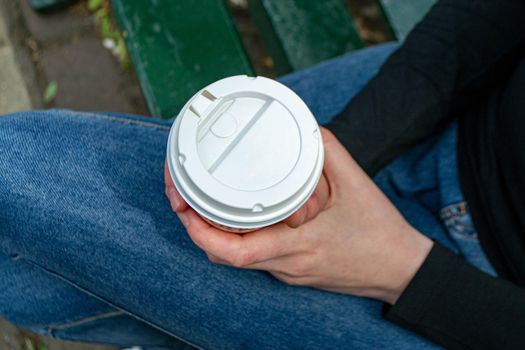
[[167, 75, 324, 229]]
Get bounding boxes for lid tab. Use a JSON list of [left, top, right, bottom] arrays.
[[189, 90, 217, 117]]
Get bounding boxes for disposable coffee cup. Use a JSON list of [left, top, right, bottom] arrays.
[[167, 75, 324, 232]]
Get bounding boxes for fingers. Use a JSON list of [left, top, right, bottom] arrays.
[[164, 160, 188, 212], [308, 172, 330, 214], [206, 252, 229, 265], [319, 127, 369, 198], [178, 209, 302, 267], [282, 204, 308, 228], [319, 128, 353, 181], [270, 271, 311, 286], [283, 171, 330, 228]]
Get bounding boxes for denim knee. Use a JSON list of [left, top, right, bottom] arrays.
[[0, 252, 115, 336]]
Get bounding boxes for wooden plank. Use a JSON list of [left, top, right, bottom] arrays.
[[379, 0, 436, 40], [248, 0, 363, 75], [30, 0, 75, 11], [112, 0, 254, 118]]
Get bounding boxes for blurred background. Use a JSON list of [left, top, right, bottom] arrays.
[[0, 0, 393, 348], [0, 0, 391, 118]]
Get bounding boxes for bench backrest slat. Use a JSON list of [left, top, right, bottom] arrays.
[[379, 0, 436, 40], [248, 0, 363, 75]]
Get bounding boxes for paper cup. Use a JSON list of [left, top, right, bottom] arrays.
[[167, 75, 324, 232]]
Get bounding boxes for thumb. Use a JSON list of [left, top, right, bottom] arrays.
[[319, 127, 369, 195]]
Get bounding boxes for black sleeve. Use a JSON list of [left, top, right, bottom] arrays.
[[384, 243, 525, 349], [325, 0, 525, 176], [323, 0, 525, 347]]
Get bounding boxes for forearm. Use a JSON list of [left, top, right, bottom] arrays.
[[385, 243, 525, 349], [364, 225, 433, 305], [326, 0, 525, 176]]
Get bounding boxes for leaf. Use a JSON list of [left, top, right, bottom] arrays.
[[43, 81, 58, 104], [115, 36, 129, 64], [100, 17, 111, 36], [100, 17, 119, 40], [38, 345, 47, 350], [95, 7, 108, 19], [87, 0, 104, 11], [24, 339, 35, 350]]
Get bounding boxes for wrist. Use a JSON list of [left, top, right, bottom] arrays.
[[377, 226, 433, 305]]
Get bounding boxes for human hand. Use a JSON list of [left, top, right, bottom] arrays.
[[165, 128, 433, 304], [165, 158, 330, 229]]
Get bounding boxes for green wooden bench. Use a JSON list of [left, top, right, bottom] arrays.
[[111, 0, 367, 119], [30, 0, 74, 11], [247, 0, 363, 76], [32, 0, 436, 118], [379, 0, 436, 40]]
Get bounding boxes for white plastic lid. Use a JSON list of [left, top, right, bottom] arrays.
[[167, 75, 324, 229]]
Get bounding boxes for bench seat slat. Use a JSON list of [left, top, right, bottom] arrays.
[[112, 0, 254, 118]]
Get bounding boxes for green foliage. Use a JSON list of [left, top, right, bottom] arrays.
[[87, 0, 104, 11], [43, 81, 58, 104], [115, 36, 130, 68], [95, 7, 108, 19], [24, 339, 35, 350], [87, 0, 130, 68], [100, 16, 118, 40], [23, 339, 47, 350]]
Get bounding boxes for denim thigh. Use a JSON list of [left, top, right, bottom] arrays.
[[0, 251, 189, 349], [0, 43, 402, 348], [2, 42, 488, 349], [0, 109, 439, 349]]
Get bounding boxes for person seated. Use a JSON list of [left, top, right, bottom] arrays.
[[1, 0, 524, 348]]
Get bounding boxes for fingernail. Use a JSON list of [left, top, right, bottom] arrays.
[[168, 187, 181, 210], [178, 212, 189, 226]]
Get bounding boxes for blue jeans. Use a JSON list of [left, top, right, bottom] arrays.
[[0, 42, 495, 349]]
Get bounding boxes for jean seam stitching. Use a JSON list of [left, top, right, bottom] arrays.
[[439, 204, 464, 219], [63, 111, 172, 131], [439, 201, 479, 240], [10, 253, 125, 333], [452, 218, 474, 231], [449, 227, 479, 240], [13, 256, 204, 349], [45, 310, 125, 332]]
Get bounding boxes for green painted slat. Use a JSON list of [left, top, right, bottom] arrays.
[[111, 0, 254, 119], [31, 0, 76, 11], [248, 0, 363, 75], [379, 0, 436, 40]]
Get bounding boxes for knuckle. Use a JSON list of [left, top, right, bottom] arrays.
[[286, 209, 303, 228], [191, 230, 217, 254], [289, 265, 308, 277], [273, 273, 307, 287], [273, 273, 293, 285], [231, 248, 256, 268], [320, 127, 337, 144], [307, 195, 321, 218], [206, 254, 219, 264], [291, 253, 319, 277], [285, 276, 306, 286], [188, 228, 206, 248]]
